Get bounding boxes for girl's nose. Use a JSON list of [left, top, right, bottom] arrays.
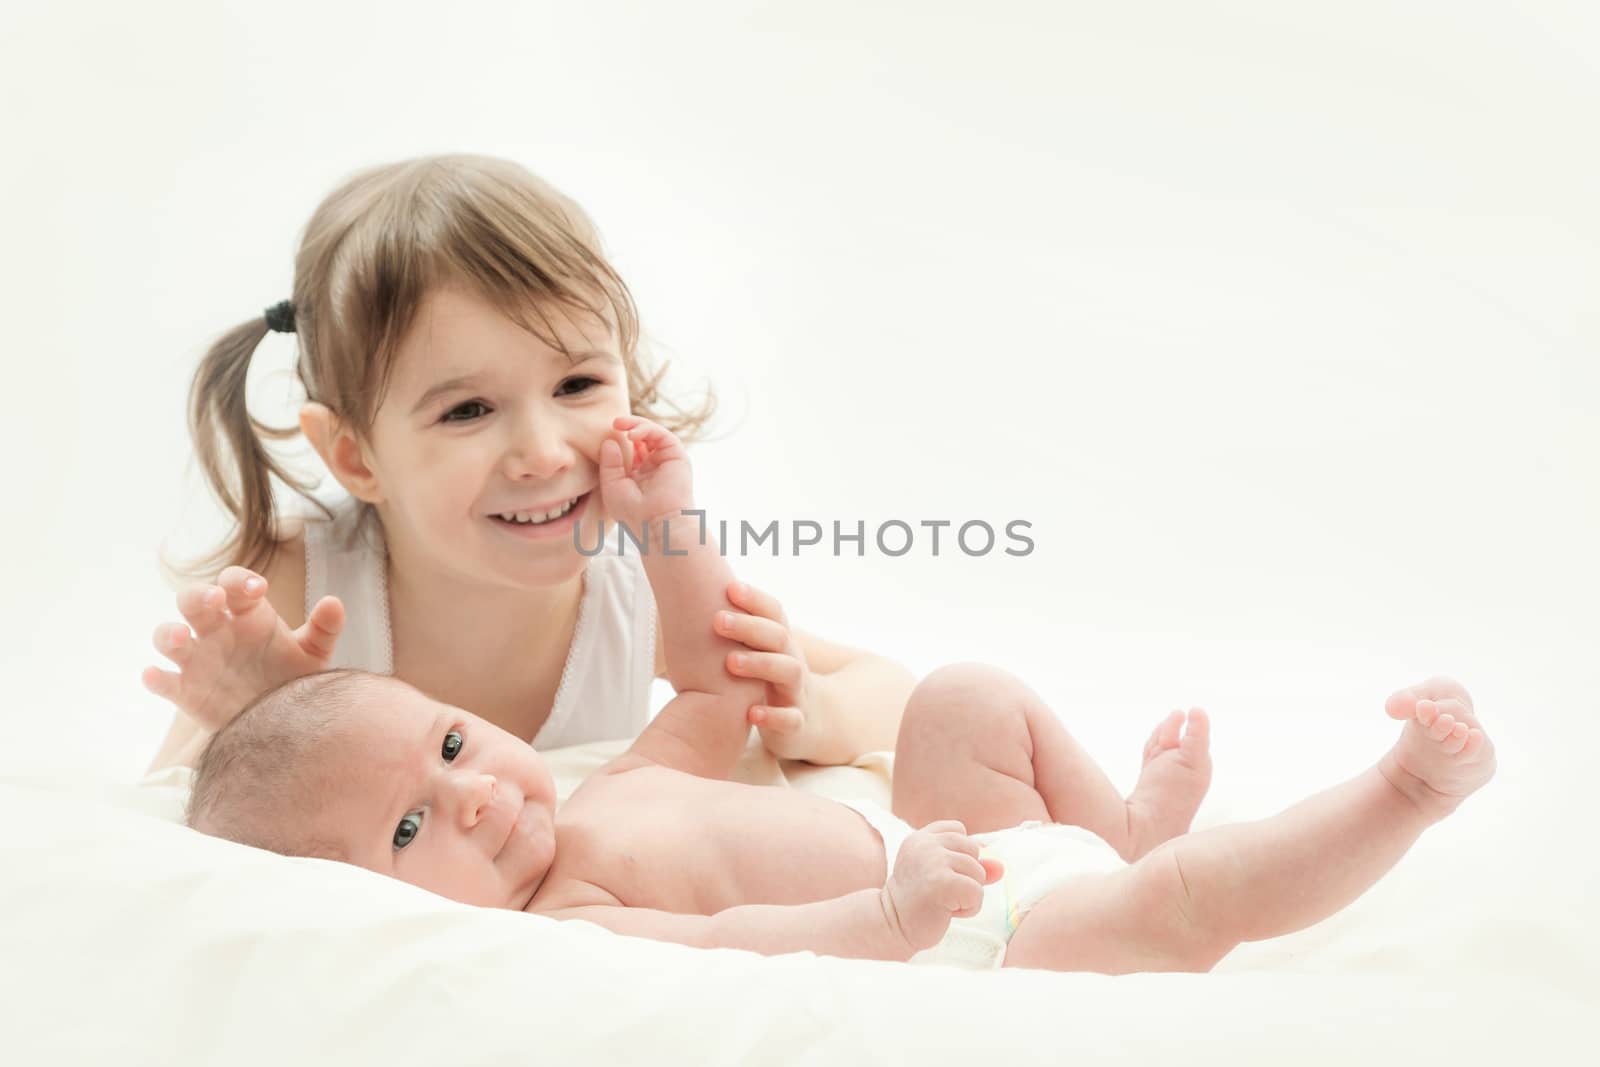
[[504, 414, 575, 481], [448, 772, 497, 829]]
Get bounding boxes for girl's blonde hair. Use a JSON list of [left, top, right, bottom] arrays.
[[173, 153, 714, 583]]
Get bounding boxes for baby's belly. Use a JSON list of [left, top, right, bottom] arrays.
[[579, 768, 889, 915]]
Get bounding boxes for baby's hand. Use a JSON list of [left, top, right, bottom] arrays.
[[141, 566, 345, 733], [879, 820, 1004, 954], [597, 415, 694, 529]]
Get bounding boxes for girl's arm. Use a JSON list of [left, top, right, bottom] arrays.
[[787, 630, 916, 765], [656, 612, 916, 766]]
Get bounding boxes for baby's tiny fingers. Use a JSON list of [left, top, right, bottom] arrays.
[[952, 853, 988, 885], [935, 831, 981, 860], [946, 874, 985, 917], [922, 819, 968, 836]]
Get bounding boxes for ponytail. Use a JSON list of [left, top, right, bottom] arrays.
[[166, 315, 325, 584]]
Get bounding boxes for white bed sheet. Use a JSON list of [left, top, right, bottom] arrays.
[[1, 736, 1592, 1066]]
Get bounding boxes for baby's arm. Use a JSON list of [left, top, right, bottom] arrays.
[[546, 889, 910, 962], [597, 417, 765, 779], [542, 819, 997, 961]]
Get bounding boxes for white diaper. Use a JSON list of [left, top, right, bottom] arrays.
[[837, 797, 1126, 970]]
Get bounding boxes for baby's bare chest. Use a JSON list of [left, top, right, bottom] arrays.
[[552, 767, 887, 915]]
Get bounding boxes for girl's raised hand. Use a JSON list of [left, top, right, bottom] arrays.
[[141, 566, 345, 733], [597, 415, 694, 529]]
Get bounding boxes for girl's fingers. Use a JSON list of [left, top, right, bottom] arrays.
[[217, 566, 267, 616], [152, 623, 193, 666], [298, 596, 346, 660], [726, 581, 789, 627], [728, 650, 804, 691], [176, 584, 226, 633], [141, 665, 179, 702], [749, 705, 803, 734], [714, 611, 789, 653]]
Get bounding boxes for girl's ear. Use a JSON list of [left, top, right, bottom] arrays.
[[300, 402, 385, 504]]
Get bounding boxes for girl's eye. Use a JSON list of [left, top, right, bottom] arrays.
[[442, 730, 463, 762], [557, 376, 600, 396], [394, 812, 422, 850], [441, 400, 490, 423]]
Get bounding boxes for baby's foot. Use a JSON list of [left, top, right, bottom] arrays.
[[1380, 676, 1496, 820], [1122, 708, 1213, 861]]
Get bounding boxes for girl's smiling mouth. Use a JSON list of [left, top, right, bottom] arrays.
[[488, 490, 592, 539]]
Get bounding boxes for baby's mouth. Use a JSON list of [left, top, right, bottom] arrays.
[[497, 798, 530, 860]]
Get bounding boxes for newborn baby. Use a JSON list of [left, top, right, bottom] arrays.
[[187, 416, 1496, 971]]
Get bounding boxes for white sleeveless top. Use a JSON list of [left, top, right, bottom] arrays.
[[297, 496, 658, 748]]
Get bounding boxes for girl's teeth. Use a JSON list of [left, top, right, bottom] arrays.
[[498, 496, 579, 525]]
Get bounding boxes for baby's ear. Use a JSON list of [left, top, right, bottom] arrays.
[[299, 402, 385, 504]]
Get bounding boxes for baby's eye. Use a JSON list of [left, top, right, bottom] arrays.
[[442, 730, 463, 762], [393, 812, 422, 850], [441, 400, 491, 423], [557, 376, 600, 396]]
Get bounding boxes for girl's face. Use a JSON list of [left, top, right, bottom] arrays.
[[361, 284, 632, 591]]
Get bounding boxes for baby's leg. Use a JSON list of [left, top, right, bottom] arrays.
[[1003, 677, 1496, 973], [892, 663, 1211, 861]]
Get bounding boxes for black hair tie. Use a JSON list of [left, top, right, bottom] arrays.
[[264, 300, 297, 334]]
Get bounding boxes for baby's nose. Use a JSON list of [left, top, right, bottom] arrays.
[[455, 773, 497, 828]]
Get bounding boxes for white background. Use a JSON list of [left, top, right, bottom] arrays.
[[1, 0, 1594, 874]]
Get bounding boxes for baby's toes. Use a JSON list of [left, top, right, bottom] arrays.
[[1145, 711, 1182, 759], [1440, 721, 1471, 755], [1385, 688, 1419, 721], [1461, 729, 1488, 760], [1178, 708, 1211, 757], [1427, 712, 1457, 742], [1434, 696, 1471, 721], [1157, 710, 1184, 750]]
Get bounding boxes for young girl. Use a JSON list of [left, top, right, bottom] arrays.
[[144, 153, 916, 772]]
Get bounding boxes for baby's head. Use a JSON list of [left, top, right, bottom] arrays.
[[187, 669, 559, 910]]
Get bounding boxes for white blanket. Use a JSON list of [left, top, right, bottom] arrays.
[[1, 735, 1590, 1065]]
